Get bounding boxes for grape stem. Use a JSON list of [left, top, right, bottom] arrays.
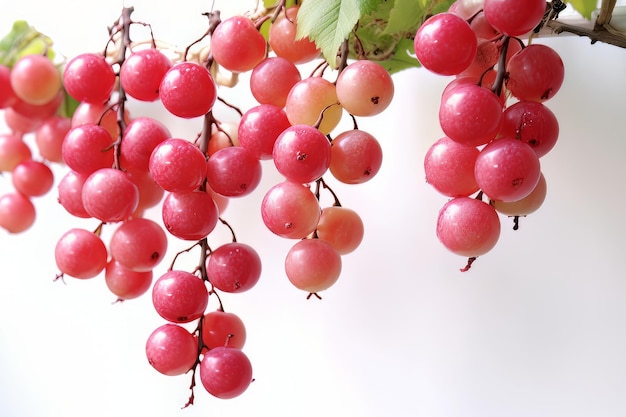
[[315, 177, 342, 207], [491, 35, 510, 98], [460, 257, 477, 272]]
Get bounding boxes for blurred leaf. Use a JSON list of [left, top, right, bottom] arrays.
[[376, 38, 421, 74], [567, 0, 597, 20], [0, 20, 54, 67]]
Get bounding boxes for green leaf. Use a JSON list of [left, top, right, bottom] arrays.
[[296, 0, 362, 68], [0, 20, 54, 67], [376, 37, 421, 74], [384, 0, 425, 35], [567, 0, 597, 20]]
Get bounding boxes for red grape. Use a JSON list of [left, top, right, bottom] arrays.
[[145, 323, 198, 376], [329, 129, 383, 184], [474, 137, 541, 202], [211, 16, 267, 73], [414, 13, 477, 76], [436, 197, 501, 258], [285, 238, 342, 293], [54, 228, 108, 279], [261, 181, 320, 239], [63, 53, 116, 103], [272, 124, 331, 183], [120, 48, 172, 102], [161, 190, 219, 241], [199, 346, 253, 399], [159, 62, 217, 118], [206, 242, 262, 293], [109, 217, 168, 272], [201, 310, 247, 350], [0, 192, 36, 233], [105, 260, 153, 300], [335, 60, 394, 117], [152, 270, 209, 323]]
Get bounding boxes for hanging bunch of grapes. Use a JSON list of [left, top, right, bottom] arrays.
[[416, 0, 564, 271]]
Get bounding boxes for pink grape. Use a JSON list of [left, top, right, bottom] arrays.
[[273, 125, 331, 183], [61, 124, 114, 175], [199, 346, 253, 399], [268, 6, 320, 64], [493, 172, 547, 216], [11, 90, 63, 122], [329, 129, 383, 184], [0, 133, 32, 172], [35, 115, 71, 163], [149, 138, 206, 193], [127, 171, 165, 211], [483, 0, 547, 36], [261, 181, 320, 239], [10, 54, 61, 105], [152, 270, 209, 323], [436, 197, 501, 258], [474, 137, 541, 202], [439, 83, 503, 147], [335, 60, 394, 117], [63, 53, 116, 103], [0, 192, 36, 233], [506, 44, 565, 102], [11, 160, 54, 197], [105, 260, 153, 300], [161, 190, 219, 241], [206, 242, 262, 293], [207, 121, 239, 156], [54, 228, 108, 279], [201, 310, 247, 350], [109, 217, 168, 272], [210, 15, 267, 73], [57, 170, 90, 218], [284, 238, 342, 293], [499, 100, 559, 157], [81, 168, 139, 222], [414, 13, 477, 76], [205, 146, 262, 197], [145, 324, 198, 376], [0, 64, 17, 108], [120, 48, 172, 102], [423, 136, 480, 197], [237, 104, 292, 160], [315, 206, 364, 255], [470, 11, 500, 40], [285, 76, 342, 135], [159, 62, 217, 118], [250, 57, 301, 107], [3, 107, 43, 134], [120, 116, 171, 174], [71, 100, 129, 140]]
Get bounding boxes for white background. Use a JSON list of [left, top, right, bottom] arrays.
[[2, 1, 626, 416]]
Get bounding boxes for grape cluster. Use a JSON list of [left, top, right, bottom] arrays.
[[415, 0, 563, 270], [1, 3, 393, 404]]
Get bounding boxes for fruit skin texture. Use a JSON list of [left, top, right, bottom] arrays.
[[54, 228, 108, 279], [211, 16, 267, 73], [335, 60, 394, 117], [505, 44, 565, 103], [152, 270, 209, 323], [414, 13, 477, 76], [62, 53, 115, 103], [436, 197, 501, 258], [159, 62, 217, 118], [145, 324, 198, 376], [199, 347, 253, 399], [483, 0, 547, 37], [474, 137, 541, 203]]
